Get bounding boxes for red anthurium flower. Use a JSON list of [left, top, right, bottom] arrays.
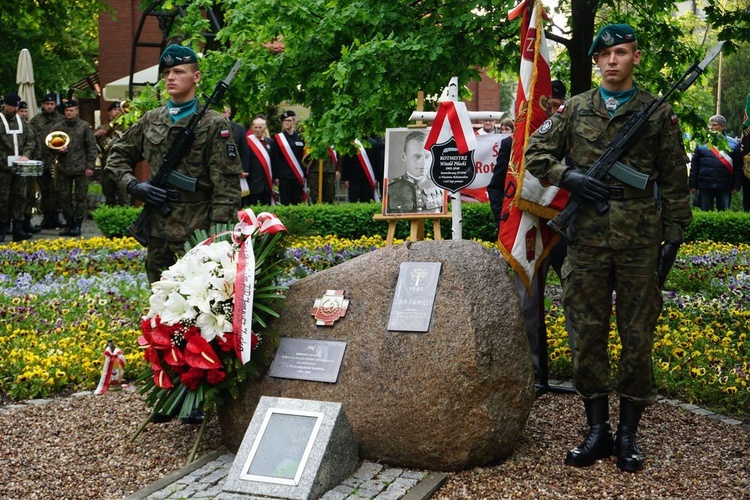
[[151, 362, 174, 389], [185, 335, 222, 370], [163, 345, 186, 366], [137, 335, 150, 348], [143, 346, 160, 364]]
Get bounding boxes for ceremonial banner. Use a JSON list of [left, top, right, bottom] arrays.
[[499, 0, 560, 292]]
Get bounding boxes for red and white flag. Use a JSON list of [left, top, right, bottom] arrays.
[[499, 0, 564, 292]]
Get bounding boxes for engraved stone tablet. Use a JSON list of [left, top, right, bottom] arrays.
[[387, 261, 442, 332], [268, 338, 347, 383]]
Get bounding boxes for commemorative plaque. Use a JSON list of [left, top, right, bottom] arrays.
[[429, 137, 475, 193], [268, 338, 347, 383], [387, 262, 442, 332]]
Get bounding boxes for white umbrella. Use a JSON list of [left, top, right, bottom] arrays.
[[16, 48, 38, 119]]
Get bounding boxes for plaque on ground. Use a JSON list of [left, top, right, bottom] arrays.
[[223, 397, 359, 500], [268, 338, 347, 383], [387, 261, 442, 332]]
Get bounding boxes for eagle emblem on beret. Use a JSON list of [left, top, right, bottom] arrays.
[[602, 31, 614, 47]]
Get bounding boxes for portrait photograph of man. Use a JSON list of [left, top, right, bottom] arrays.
[[383, 128, 447, 216]]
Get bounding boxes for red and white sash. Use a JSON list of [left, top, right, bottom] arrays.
[[275, 133, 306, 187], [247, 133, 276, 204], [354, 139, 380, 201], [710, 146, 734, 175], [327, 146, 339, 170]]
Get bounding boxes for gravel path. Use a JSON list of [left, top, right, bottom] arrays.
[[1, 387, 747, 499]]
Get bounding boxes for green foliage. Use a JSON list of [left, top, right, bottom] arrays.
[[91, 205, 141, 238], [684, 209, 750, 244], [0, 0, 105, 98]]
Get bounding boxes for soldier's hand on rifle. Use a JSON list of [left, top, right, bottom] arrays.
[[127, 180, 179, 205], [657, 241, 680, 288], [560, 169, 609, 202]]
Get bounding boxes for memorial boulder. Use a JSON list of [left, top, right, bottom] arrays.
[[219, 240, 535, 471]]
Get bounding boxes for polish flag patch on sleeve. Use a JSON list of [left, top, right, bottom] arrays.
[[670, 114, 679, 125], [220, 129, 230, 139]]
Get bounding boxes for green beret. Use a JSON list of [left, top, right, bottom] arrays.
[[589, 24, 637, 56], [159, 44, 198, 73]]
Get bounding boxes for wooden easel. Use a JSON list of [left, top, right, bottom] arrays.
[[372, 213, 452, 246]]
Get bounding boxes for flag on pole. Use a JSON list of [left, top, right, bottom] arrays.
[[499, 0, 561, 293]]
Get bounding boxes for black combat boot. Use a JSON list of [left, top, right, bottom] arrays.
[[12, 220, 32, 241], [0, 222, 6, 242], [34, 212, 51, 230], [50, 212, 65, 229], [5, 220, 11, 235], [615, 398, 645, 472], [59, 220, 74, 236], [23, 217, 41, 234], [565, 397, 615, 467], [68, 218, 83, 237]]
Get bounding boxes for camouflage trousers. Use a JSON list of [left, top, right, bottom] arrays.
[[562, 244, 661, 405], [56, 172, 89, 222], [146, 236, 186, 285], [0, 170, 27, 221], [38, 168, 60, 212]]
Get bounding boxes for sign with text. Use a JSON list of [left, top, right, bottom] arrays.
[[429, 138, 475, 193], [268, 338, 347, 383], [387, 262, 442, 332]]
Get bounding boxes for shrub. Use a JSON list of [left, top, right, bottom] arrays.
[[92, 202, 750, 244]]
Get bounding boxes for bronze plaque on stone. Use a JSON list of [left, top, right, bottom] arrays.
[[387, 262, 442, 332], [268, 338, 347, 383]]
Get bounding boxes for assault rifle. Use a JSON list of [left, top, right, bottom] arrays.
[[547, 42, 725, 242], [129, 59, 242, 246]]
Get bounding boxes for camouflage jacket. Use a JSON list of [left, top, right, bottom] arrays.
[[525, 87, 692, 248], [51, 117, 97, 175], [30, 110, 64, 165], [104, 105, 242, 242], [0, 113, 36, 172]]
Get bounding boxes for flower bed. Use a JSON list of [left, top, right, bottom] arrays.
[[0, 237, 746, 420]]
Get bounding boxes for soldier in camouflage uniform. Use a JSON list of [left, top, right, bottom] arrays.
[[30, 93, 65, 230], [105, 44, 242, 285], [50, 100, 97, 236], [525, 24, 692, 473], [0, 92, 36, 241]]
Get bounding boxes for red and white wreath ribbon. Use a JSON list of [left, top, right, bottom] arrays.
[[423, 100, 478, 154], [232, 209, 286, 364], [94, 345, 126, 395]]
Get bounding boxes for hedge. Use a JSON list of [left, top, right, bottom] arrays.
[[93, 202, 749, 244]]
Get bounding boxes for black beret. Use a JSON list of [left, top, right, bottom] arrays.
[[107, 101, 121, 111], [64, 100, 78, 108], [18, 101, 27, 110], [3, 92, 21, 106], [551, 80, 566, 100], [280, 110, 296, 120], [589, 24, 637, 56], [42, 92, 56, 103], [159, 44, 198, 73]]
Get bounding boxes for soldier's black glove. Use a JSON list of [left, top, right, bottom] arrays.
[[127, 180, 180, 204], [560, 169, 608, 202], [657, 241, 680, 288]]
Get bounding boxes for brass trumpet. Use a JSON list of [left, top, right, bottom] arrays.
[[45, 131, 69, 185], [45, 131, 70, 151]]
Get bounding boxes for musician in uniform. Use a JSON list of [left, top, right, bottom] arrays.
[[95, 101, 128, 206], [0, 92, 36, 241], [15, 101, 42, 236], [49, 100, 97, 237], [386, 130, 443, 214], [104, 44, 242, 284], [30, 92, 65, 230], [524, 24, 691, 472]]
